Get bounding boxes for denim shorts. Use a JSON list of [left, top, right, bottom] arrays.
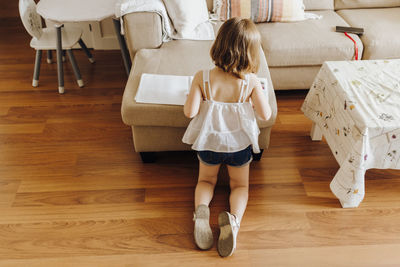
[[197, 146, 253, 167]]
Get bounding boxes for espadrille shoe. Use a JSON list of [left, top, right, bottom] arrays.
[[193, 204, 213, 250], [217, 211, 240, 257]]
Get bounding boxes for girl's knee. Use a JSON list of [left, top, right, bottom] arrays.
[[230, 180, 248, 190], [198, 175, 217, 186], [229, 175, 249, 189], [228, 168, 249, 189]]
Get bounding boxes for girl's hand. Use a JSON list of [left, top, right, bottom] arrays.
[[250, 75, 272, 121], [184, 71, 203, 118]]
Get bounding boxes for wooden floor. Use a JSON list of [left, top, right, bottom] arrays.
[[2, 4, 400, 267]]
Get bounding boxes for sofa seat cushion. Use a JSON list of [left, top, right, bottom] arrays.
[[122, 40, 277, 129], [303, 0, 333, 10], [337, 8, 400, 60], [335, 0, 400, 9], [258, 10, 363, 67]]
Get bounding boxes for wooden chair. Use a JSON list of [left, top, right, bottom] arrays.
[[18, 0, 95, 93]]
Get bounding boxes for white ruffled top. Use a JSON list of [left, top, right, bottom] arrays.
[[182, 70, 260, 153]]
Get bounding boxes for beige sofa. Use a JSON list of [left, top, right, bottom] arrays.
[[121, 0, 400, 162], [266, 0, 400, 90]]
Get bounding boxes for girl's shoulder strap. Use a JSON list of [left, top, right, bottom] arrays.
[[238, 74, 251, 103], [202, 69, 212, 100], [203, 69, 209, 83]]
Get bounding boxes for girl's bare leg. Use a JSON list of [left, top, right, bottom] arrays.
[[193, 161, 220, 250], [195, 161, 221, 207], [226, 164, 250, 223], [217, 164, 249, 257]]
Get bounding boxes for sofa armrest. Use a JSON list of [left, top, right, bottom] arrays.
[[123, 12, 163, 60]]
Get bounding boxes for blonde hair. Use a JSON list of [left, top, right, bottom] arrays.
[[210, 17, 261, 79]]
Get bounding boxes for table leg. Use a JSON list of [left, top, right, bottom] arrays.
[[330, 164, 366, 208], [55, 25, 64, 94], [32, 50, 42, 87], [78, 39, 95, 63], [310, 122, 323, 141], [66, 50, 84, 88], [329, 137, 367, 208], [112, 18, 131, 76]]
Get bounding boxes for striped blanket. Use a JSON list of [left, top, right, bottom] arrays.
[[214, 0, 307, 22]]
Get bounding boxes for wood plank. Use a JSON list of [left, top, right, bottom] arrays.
[[12, 189, 145, 207], [0, 218, 195, 259], [0, 123, 45, 134], [0, 180, 20, 207], [278, 114, 312, 125], [0, 106, 9, 115], [249, 244, 400, 266], [0, 251, 251, 267], [0, 150, 77, 167], [0, 203, 194, 224], [16, 173, 198, 193]]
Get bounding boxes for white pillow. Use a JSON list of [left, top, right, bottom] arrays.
[[163, 0, 209, 38]]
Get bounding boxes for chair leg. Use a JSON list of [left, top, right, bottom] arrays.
[[56, 25, 64, 94], [32, 50, 42, 87], [112, 18, 131, 76], [47, 50, 52, 64], [62, 50, 66, 62], [66, 49, 84, 88], [78, 39, 95, 63]]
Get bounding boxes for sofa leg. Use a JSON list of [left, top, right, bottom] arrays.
[[252, 149, 264, 161], [140, 152, 157, 163]]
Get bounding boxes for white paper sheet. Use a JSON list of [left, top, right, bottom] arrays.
[[135, 73, 193, 105]]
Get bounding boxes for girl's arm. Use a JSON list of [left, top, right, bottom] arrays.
[[250, 75, 272, 121], [184, 71, 203, 118]]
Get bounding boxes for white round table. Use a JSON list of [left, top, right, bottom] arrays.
[[36, 0, 131, 93], [37, 0, 116, 23]]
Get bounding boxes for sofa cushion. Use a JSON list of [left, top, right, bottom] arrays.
[[122, 38, 277, 129], [163, 0, 209, 38], [124, 12, 163, 59], [304, 0, 334, 10], [257, 10, 363, 67], [337, 8, 400, 60], [335, 0, 400, 9]]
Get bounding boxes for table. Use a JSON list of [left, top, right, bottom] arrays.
[[36, 0, 131, 93], [301, 60, 400, 208]]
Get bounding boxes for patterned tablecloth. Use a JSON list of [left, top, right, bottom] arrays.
[[301, 60, 400, 208]]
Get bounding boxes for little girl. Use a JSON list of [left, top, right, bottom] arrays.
[[182, 17, 272, 257]]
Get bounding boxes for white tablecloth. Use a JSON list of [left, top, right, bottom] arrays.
[[301, 60, 400, 208]]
